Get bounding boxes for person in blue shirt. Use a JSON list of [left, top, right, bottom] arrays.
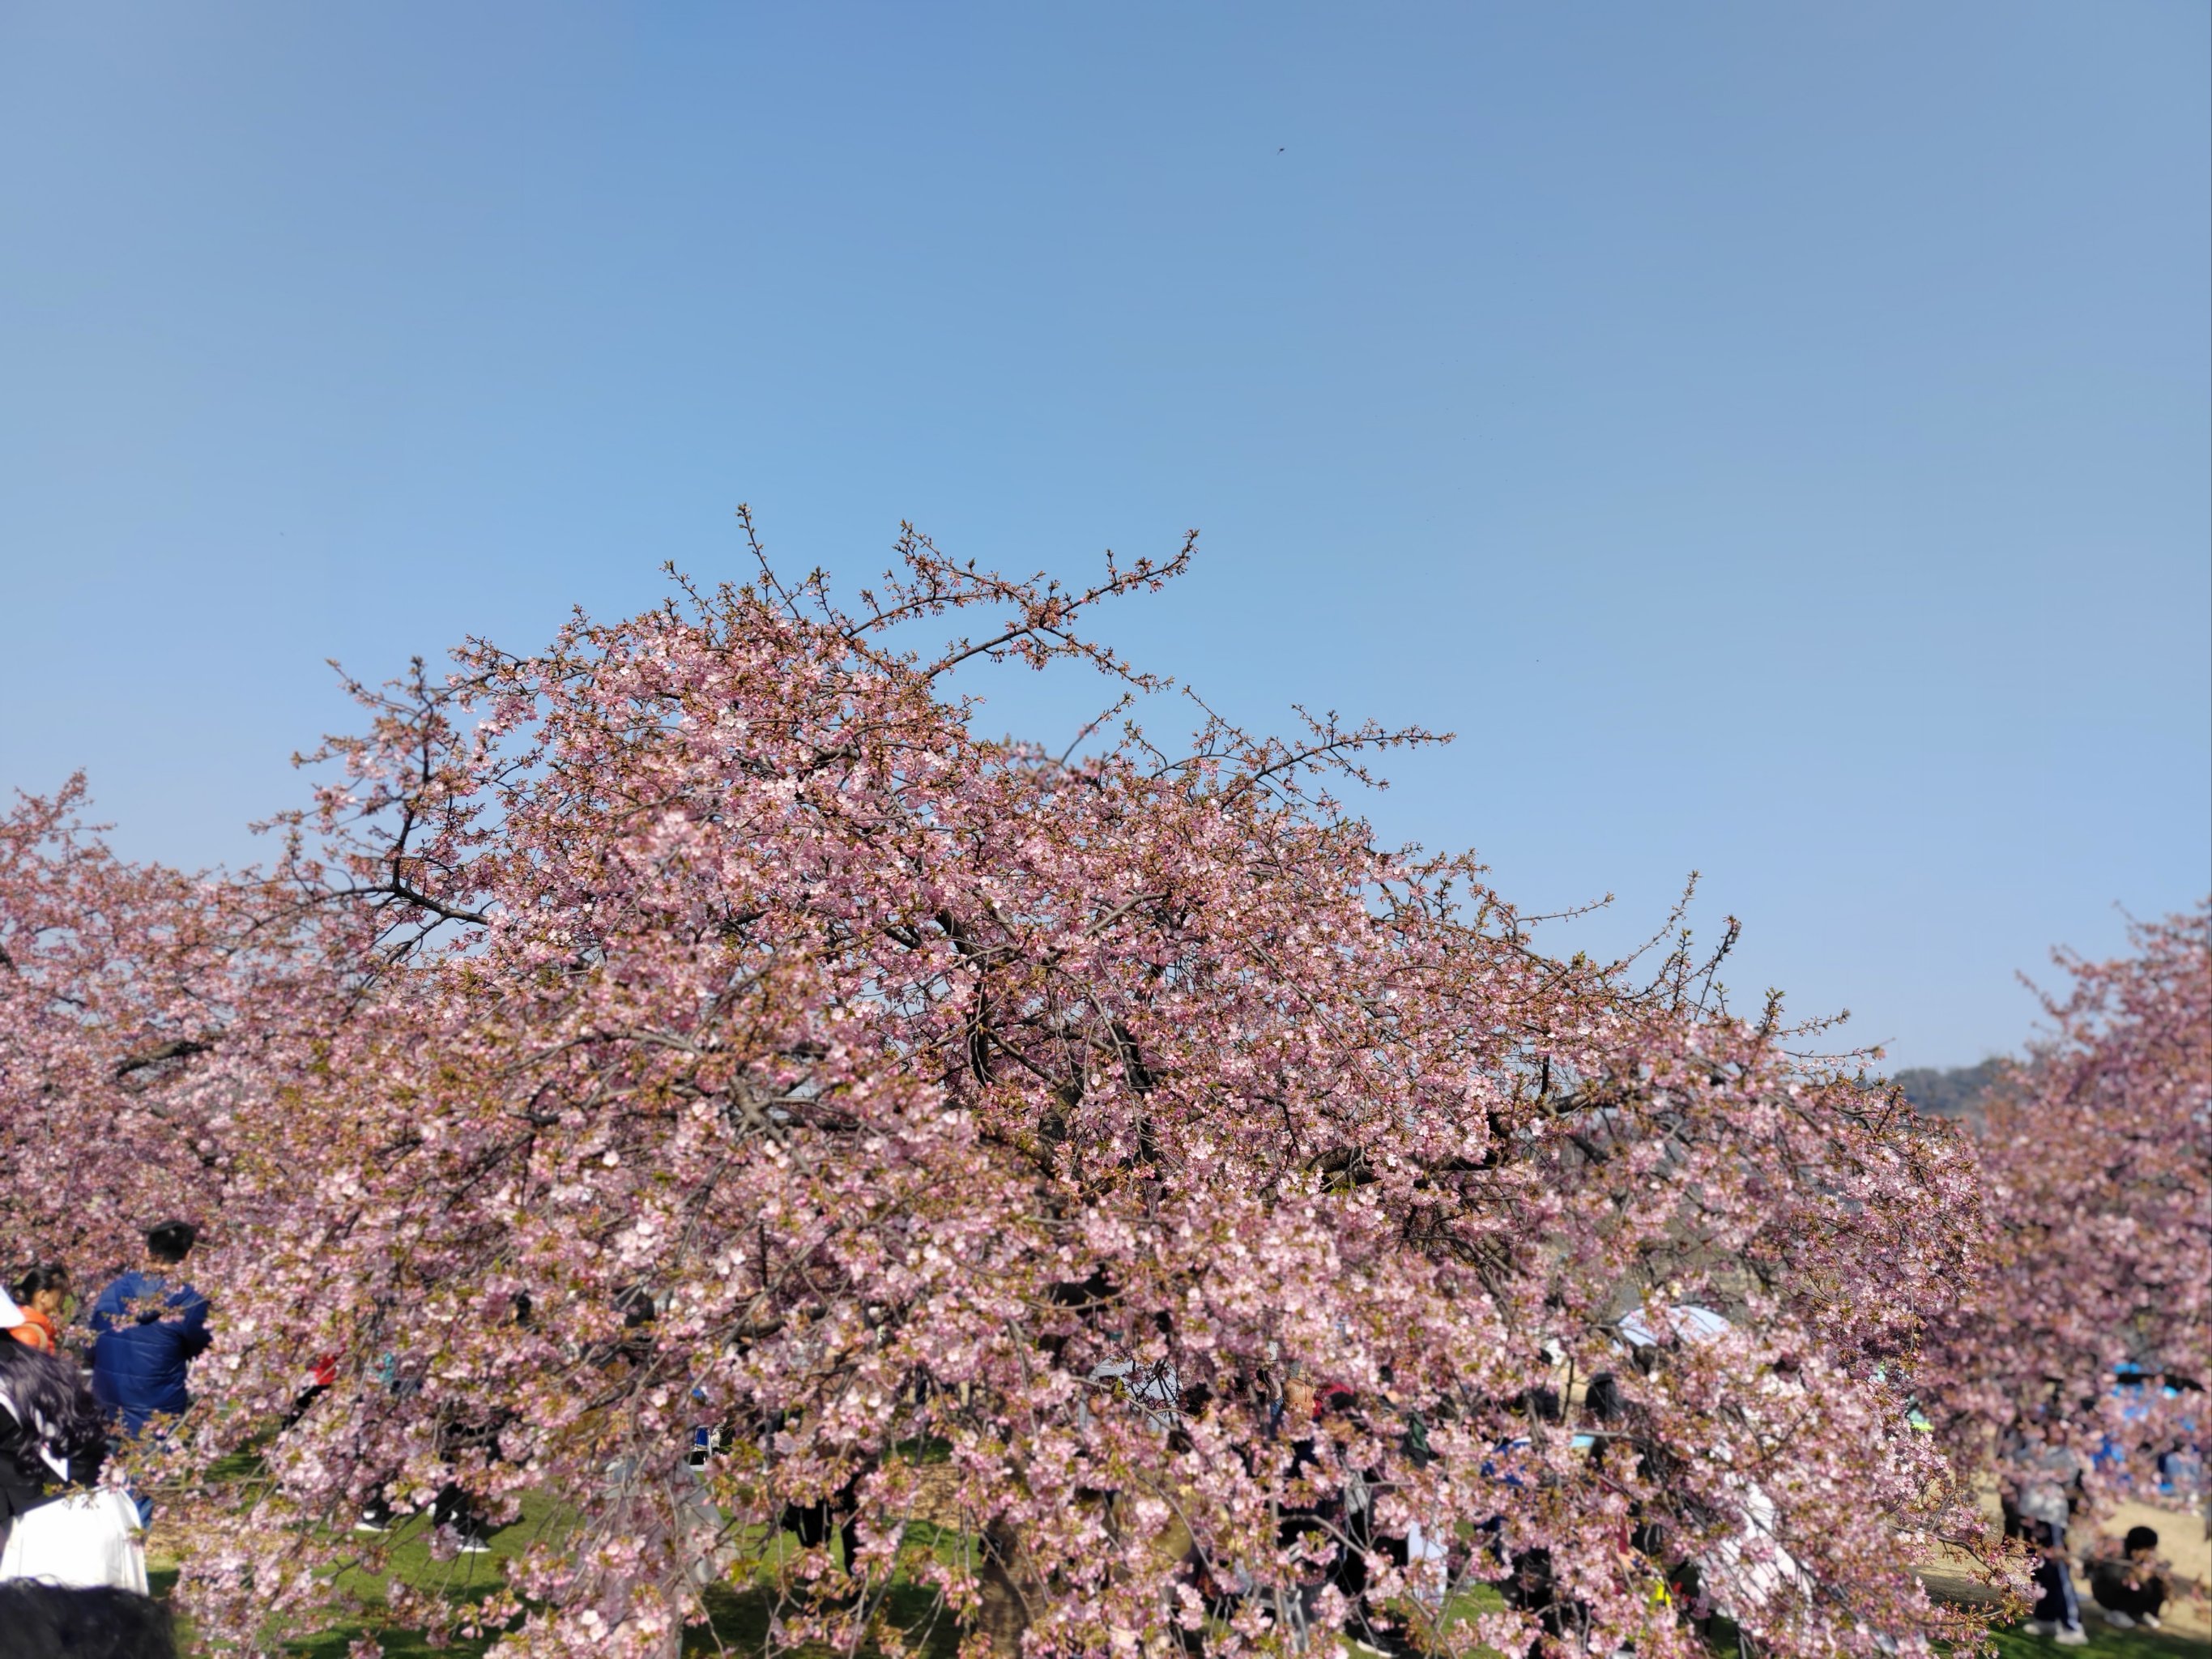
[[87, 1221, 211, 1439]]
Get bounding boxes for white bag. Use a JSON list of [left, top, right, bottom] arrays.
[[0, 1486, 149, 1591]]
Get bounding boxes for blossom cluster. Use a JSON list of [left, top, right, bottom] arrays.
[[6, 525, 2111, 1657]]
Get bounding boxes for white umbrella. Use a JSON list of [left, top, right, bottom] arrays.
[[1618, 1303, 1732, 1349]]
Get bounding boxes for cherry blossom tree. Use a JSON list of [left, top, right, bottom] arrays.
[[0, 778, 279, 1276], [1922, 904, 2211, 1521], [11, 521, 2003, 1657]]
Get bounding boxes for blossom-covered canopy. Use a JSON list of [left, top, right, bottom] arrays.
[[5, 527, 2025, 1657]]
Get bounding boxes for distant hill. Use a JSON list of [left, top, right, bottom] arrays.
[[1891, 1058, 2008, 1122]]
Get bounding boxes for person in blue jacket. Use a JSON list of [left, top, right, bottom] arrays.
[[87, 1220, 211, 1439]]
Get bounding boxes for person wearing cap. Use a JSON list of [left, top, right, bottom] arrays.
[[87, 1222, 211, 1441], [2088, 1525, 2169, 1630]]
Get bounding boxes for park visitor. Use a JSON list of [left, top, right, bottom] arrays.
[[2087, 1525, 2168, 1630], [2004, 1422, 2081, 1546], [0, 1290, 107, 1525], [0, 1581, 178, 1658], [0, 1293, 148, 1595], [2022, 1520, 2087, 1646], [9, 1265, 71, 1354], [88, 1222, 211, 1440]]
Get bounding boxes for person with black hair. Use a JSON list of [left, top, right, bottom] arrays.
[[2087, 1525, 2169, 1630], [1583, 1371, 1625, 1426], [0, 1581, 177, 1658], [0, 1321, 108, 1528], [87, 1222, 211, 1440], [10, 1265, 73, 1355], [1264, 1373, 1344, 1640], [2022, 1519, 2088, 1646], [0, 1310, 147, 1593]]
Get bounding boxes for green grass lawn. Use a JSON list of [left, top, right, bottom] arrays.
[[152, 1497, 971, 1658], [145, 1517, 2209, 1659], [1983, 1618, 2208, 1659]]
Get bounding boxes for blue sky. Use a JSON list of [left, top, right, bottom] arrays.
[[2, 4, 2206, 1067]]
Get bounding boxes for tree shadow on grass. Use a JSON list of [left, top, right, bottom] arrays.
[[152, 1514, 966, 1659], [1980, 1621, 2209, 1659]]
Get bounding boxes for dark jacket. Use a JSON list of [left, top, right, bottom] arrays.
[[87, 1269, 211, 1431]]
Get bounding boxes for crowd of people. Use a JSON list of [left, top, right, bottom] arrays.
[[0, 1219, 209, 1650], [0, 1225, 2197, 1655], [1058, 1321, 1789, 1656], [1120, 1318, 2202, 1656]]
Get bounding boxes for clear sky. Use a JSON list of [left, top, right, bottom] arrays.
[[3, 4, 2206, 1068]]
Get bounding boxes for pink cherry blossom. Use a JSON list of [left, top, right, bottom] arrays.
[[7, 520, 2025, 1657], [1922, 904, 2210, 1527]]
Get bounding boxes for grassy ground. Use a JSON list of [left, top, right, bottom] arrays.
[[146, 1518, 2211, 1658], [1983, 1620, 2209, 1659], [152, 1500, 970, 1658]]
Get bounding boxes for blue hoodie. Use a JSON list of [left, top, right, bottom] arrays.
[[88, 1268, 211, 1432]]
